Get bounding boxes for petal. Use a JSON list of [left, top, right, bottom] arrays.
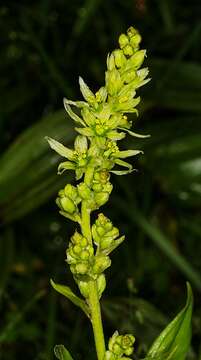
[[75, 168, 84, 180], [45, 136, 74, 160], [110, 169, 134, 175], [118, 127, 150, 138], [63, 98, 85, 126], [75, 127, 95, 137], [107, 131, 126, 141], [114, 158, 133, 170], [58, 161, 75, 175], [74, 135, 88, 153], [79, 76, 95, 103], [116, 149, 143, 158]]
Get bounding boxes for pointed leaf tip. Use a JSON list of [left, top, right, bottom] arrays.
[[147, 282, 193, 359], [54, 345, 74, 360]]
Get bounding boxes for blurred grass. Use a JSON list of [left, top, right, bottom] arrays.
[[0, 1, 201, 359]]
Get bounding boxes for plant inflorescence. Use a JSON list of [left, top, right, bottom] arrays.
[[46, 26, 192, 360]]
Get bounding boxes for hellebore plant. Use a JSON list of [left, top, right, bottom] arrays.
[[46, 27, 193, 360]]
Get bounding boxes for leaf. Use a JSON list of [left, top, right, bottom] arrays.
[[54, 345, 74, 360], [50, 279, 90, 318], [147, 283, 193, 360], [45, 137, 75, 160]]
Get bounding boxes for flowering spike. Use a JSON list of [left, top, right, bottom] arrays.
[[46, 26, 150, 360]]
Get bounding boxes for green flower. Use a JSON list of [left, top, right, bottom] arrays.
[[102, 140, 143, 175], [46, 135, 90, 180]]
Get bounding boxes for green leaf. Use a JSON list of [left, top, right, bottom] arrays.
[[46, 137, 75, 160], [54, 345, 74, 360], [147, 283, 193, 360], [50, 279, 90, 318]]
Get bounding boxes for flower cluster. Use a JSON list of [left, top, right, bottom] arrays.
[[92, 213, 125, 254], [47, 25, 150, 360], [67, 230, 111, 280], [105, 331, 135, 360]]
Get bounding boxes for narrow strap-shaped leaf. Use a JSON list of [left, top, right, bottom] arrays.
[[54, 345, 74, 360], [147, 283, 193, 360], [63, 98, 86, 126], [50, 279, 90, 318], [46, 137, 75, 160]]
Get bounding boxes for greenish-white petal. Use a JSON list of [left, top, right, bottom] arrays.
[[74, 135, 88, 153], [79, 76, 95, 103], [75, 127, 95, 137], [110, 169, 134, 175], [119, 127, 150, 138], [45, 136, 74, 160], [75, 168, 84, 180], [107, 131, 126, 141], [115, 158, 133, 170], [116, 149, 143, 158], [58, 161, 75, 175], [63, 98, 85, 126]]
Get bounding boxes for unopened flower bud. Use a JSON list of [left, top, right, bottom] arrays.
[[95, 192, 109, 207], [59, 197, 76, 214], [93, 255, 111, 274], [130, 33, 142, 48], [92, 183, 103, 192], [73, 245, 82, 255], [107, 53, 116, 71], [130, 50, 146, 68], [118, 33, 129, 48], [113, 49, 126, 68], [78, 280, 90, 298], [127, 26, 137, 38], [121, 69, 136, 84], [77, 183, 91, 200], [71, 231, 84, 245], [123, 44, 133, 57], [97, 274, 106, 298], [106, 69, 122, 96], [75, 262, 89, 275], [64, 184, 76, 198], [104, 352, 115, 360]]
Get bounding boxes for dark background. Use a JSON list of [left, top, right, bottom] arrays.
[[0, 1, 201, 359]]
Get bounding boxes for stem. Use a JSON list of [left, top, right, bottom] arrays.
[[81, 200, 106, 360]]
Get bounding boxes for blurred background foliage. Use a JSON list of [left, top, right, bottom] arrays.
[[0, 0, 201, 359]]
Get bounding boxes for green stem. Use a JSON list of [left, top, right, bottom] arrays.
[[81, 200, 106, 360]]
